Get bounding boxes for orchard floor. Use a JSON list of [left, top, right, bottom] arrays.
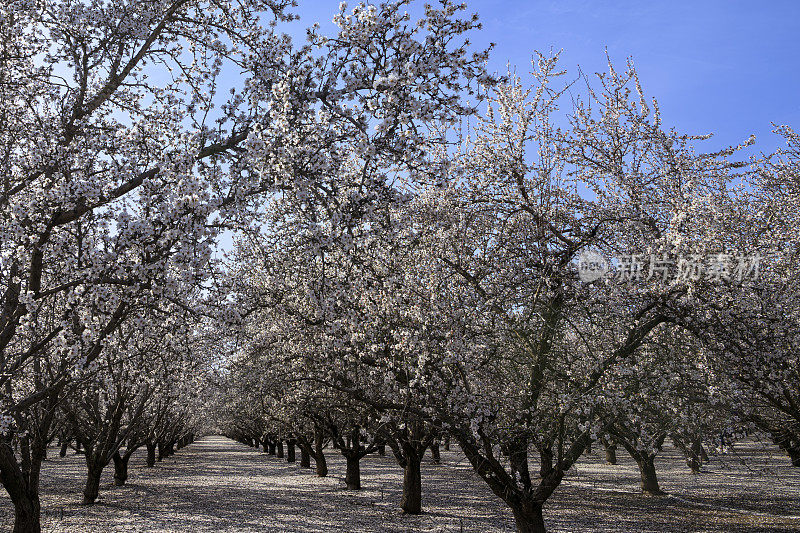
[[1, 436, 799, 532]]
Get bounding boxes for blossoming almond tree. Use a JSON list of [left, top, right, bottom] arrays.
[[691, 133, 800, 466], [602, 328, 726, 493], [0, 1, 488, 530], [399, 54, 754, 533], [61, 304, 208, 504]]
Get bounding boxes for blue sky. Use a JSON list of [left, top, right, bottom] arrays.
[[287, 1, 800, 154]]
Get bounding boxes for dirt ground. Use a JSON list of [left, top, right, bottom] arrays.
[[0, 435, 798, 532]]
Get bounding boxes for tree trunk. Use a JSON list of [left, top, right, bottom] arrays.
[[774, 433, 800, 466], [146, 442, 156, 467], [788, 446, 800, 467], [539, 447, 554, 478], [0, 441, 43, 533], [12, 493, 41, 533], [286, 440, 296, 463], [157, 442, 165, 462], [377, 443, 386, 456], [300, 445, 311, 468], [401, 454, 422, 514], [82, 463, 103, 505], [635, 454, 663, 495], [430, 442, 441, 464], [443, 436, 450, 451], [603, 440, 617, 465], [276, 440, 284, 458], [511, 502, 546, 533], [314, 447, 327, 477], [59, 440, 69, 458], [345, 454, 361, 490], [314, 430, 327, 477], [687, 439, 702, 474], [113, 452, 130, 486]]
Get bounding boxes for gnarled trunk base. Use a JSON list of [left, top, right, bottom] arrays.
[[511, 502, 546, 533], [636, 456, 664, 495], [12, 494, 41, 533], [82, 466, 103, 505]]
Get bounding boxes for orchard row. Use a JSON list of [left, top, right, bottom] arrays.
[[1, 2, 798, 533]]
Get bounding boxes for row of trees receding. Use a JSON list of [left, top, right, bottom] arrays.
[[2, 1, 799, 533], [212, 54, 800, 533]]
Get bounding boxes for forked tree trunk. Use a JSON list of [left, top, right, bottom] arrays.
[[345, 454, 361, 490], [615, 430, 666, 495], [511, 502, 546, 533], [82, 462, 104, 505], [401, 454, 422, 514], [0, 439, 44, 533], [286, 439, 296, 463], [113, 452, 130, 486], [11, 493, 41, 533]]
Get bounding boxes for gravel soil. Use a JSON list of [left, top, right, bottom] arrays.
[[0, 436, 798, 532]]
